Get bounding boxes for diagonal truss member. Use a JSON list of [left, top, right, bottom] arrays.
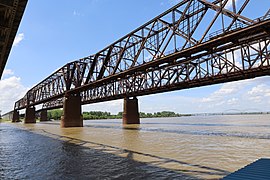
[[14, 0, 270, 111]]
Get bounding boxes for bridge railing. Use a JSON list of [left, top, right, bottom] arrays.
[[207, 23, 244, 40]]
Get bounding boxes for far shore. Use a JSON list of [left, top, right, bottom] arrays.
[[1, 111, 269, 122]]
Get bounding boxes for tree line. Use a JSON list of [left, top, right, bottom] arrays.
[[47, 109, 190, 120]]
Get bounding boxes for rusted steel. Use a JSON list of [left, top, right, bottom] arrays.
[[14, 0, 270, 111]]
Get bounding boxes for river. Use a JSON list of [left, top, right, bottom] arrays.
[[1, 114, 270, 179]]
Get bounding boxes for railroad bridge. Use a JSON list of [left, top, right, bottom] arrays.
[[12, 0, 270, 127]]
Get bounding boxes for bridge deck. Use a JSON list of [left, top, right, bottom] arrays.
[[223, 158, 270, 180]]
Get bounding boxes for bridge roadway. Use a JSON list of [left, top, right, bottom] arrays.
[[12, 0, 270, 127]]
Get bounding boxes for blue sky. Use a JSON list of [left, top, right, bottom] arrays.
[[1, 0, 270, 114]]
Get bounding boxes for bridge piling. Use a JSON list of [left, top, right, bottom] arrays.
[[12, 110, 20, 122], [25, 107, 36, 123], [61, 93, 83, 128], [123, 97, 140, 124], [40, 110, 48, 122]]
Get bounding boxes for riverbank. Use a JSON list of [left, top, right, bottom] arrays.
[[47, 109, 191, 120], [47, 109, 270, 121]]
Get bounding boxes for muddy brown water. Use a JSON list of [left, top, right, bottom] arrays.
[[1, 114, 270, 179]]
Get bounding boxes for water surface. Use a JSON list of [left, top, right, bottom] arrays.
[[1, 114, 270, 179]]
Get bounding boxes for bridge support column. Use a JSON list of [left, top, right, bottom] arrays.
[[61, 93, 83, 128], [40, 110, 48, 121], [123, 97, 140, 124], [12, 110, 20, 122], [25, 106, 36, 123]]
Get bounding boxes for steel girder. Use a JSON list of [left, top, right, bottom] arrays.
[[42, 35, 270, 110], [14, 0, 270, 110]]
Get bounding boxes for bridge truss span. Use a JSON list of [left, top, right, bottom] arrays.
[[43, 34, 270, 110], [82, 37, 270, 102], [14, 0, 270, 111]]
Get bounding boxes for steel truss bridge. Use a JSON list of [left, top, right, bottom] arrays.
[[14, 0, 270, 112]]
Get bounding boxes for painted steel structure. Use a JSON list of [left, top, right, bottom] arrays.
[[14, 0, 270, 111], [223, 158, 270, 179], [0, 0, 28, 78]]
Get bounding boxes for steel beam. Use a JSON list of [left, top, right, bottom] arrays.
[[13, 1, 270, 114]]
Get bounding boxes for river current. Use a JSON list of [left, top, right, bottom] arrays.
[[1, 114, 270, 179]]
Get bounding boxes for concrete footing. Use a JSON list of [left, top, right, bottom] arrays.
[[25, 107, 36, 123], [12, 110, 20, 122], [123, 97, 140, 124], [40, 110, 48, 121], [61, 93, 83, 128]]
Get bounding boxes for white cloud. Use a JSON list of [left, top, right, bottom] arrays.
[[140, 93, 199, 114], [201, 79, 254, 104], [13, 33, 24, 47], [2, 69, 14, 77], [248, 84, 270, 96], [0, 74, 28, 114], [247, 84, 270, 103], [227, 98, 238, 105], [73, 10, 82, 16], [197, 77, 270, 112]]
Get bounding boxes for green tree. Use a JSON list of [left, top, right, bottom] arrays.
[[48, 109, 63, 120]]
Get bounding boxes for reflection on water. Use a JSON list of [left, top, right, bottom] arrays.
[[0, 124, 196, 179], [1, 114, 270, 179]]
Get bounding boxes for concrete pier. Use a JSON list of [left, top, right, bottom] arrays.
[[61, 93, 83, 128], [12, 110, 20, 122], [123, 97, 140, 124], [25, 107, 36, 123], [40, 110, 48, 122]]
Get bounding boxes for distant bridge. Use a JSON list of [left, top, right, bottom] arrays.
[[12, 0, 270, 127]]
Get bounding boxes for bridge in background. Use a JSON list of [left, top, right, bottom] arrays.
[[12, 0, 270, 127]]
